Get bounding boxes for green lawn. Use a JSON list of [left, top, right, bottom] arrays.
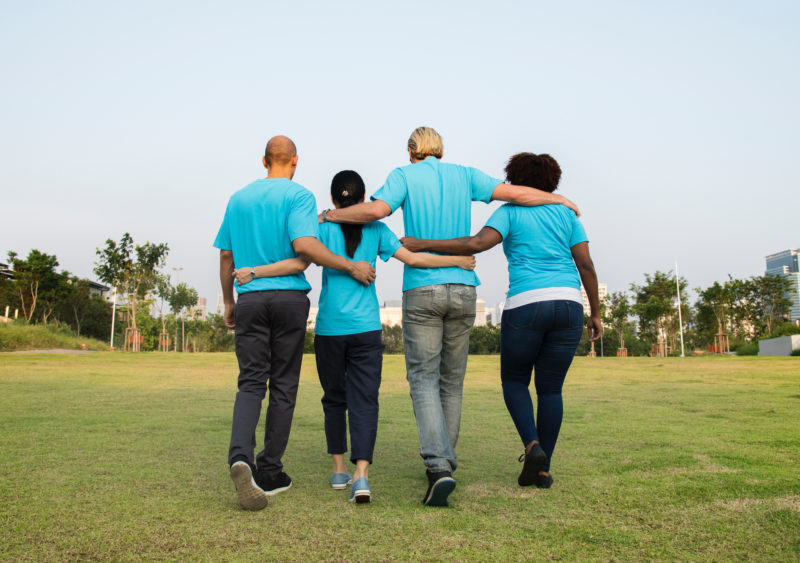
[[0, 354, 798, 561]]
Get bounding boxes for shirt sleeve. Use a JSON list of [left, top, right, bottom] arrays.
[[569, 214, 589, 247], [287, 189, 320, 242], [467, 167, 502, 204], [213, 204, 232, 250], [484, 204, 511, 239], [370, 168, 407, 213], [376, 222, 402, 261]]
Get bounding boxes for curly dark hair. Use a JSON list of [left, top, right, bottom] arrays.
[[504, 153, 561, 193]]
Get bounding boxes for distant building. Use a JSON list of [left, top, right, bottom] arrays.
[[581, 282, 608, 315], [190, 297, 207, 321], [765, 249, 800, 322], [216, 294, 225, 316]]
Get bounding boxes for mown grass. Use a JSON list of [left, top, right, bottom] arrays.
[[0, 323, 107, 352], [0, 354, 798, 561]]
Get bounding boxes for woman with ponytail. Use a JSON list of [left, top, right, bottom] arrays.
[[235, 169, 475, 503]]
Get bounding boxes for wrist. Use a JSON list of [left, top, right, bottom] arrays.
[[250, 266, 256, 280]]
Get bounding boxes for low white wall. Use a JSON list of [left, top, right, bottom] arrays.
[[758, 335, 800, 356]]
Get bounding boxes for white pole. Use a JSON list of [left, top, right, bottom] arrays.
[[4, 305, 8, 318], [675, 262, 685, 357], [110, 287, 117, 349]]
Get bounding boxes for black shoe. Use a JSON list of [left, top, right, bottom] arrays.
[[257, 470, 293, 496], [535, 473, 554, 489], [423, 470, 456, 507], [518, 443, 547, 487], [229, 458, 269, 511]]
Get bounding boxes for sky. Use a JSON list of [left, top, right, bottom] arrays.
[[1, 0, 798, 312]]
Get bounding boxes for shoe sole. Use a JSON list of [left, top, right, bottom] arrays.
[[518, 448, 547, 487], [349, 489, 371, 503], [424, 477, 456, 507], [263, 481, 292, 496], [331, 480, 352, 490], [230, 462, 269, 511]]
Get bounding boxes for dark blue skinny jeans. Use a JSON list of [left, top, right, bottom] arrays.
[[500, 300, 583, 472]]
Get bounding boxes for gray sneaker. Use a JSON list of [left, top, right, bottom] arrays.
[[230, 461, 269, 511]]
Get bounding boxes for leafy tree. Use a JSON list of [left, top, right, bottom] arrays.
[[631, 270, 688, 353], [750, 274, 792, 336], [94, 233, 169, 350], [382, 324, 404, 354], [469, 324, 501, 354], [167, 282, 198, 352], [694, 281, 735, 348], [605, 291, 631, 351], [6, 250, 66, 323]]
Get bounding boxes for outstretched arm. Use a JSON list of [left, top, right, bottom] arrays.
[[320, 200, 392, 225], [392, 247, 476, 270], [491, 183, 580, 217], [571, 241, 602, 342], [219, 250, 236, 329], [401, 226, 503, 256], [233, 258, 311, 286], [292, 236, 376, 285]]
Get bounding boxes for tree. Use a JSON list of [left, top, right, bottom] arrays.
[[631, 270, 688, 354], [750, 274, 792, 337], [6, 250, 65, 323], [167, 282, 198, 352], [94, 233, 169, 350], [605, 291, 631, 352], [694, 281, 735, 349]]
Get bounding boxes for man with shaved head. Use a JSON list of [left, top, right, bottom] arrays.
[[214, 135, 375, 510]]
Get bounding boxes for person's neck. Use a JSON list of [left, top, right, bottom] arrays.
[[266, 166, 295, 180]]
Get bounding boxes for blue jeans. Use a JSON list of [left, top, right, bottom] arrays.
[[500, 300, 583, 472], [402, 284, 476, 473]]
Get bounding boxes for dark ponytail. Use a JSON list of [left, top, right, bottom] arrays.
[[330, 170, 366, 258]]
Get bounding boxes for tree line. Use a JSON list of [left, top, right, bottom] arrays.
[[2, 238, 796, 355]]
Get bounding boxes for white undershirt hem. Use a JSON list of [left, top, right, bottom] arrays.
[[503, 287, 583, 311]]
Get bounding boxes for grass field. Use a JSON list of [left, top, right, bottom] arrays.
[[0, 353, 798, 561]]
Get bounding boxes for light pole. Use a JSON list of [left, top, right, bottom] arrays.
[[675, 261, 685, 358], [109, 287, 117, 349]]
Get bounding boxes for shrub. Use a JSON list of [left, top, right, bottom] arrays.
[[735, 342, 759, 356]]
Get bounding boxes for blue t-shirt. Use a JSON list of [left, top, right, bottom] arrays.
[[371, 157, 500, 291], [485, 204, 588, 298], [213, 178, 319, 293], [315, 221, 402, 336]]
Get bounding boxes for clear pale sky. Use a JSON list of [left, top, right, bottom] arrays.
[[2, 1, 798, 311]]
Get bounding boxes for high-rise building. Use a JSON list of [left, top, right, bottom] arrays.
[[765, 249, 800, 322]]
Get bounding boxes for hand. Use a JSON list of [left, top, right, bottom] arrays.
[[317, 211, 326, 224], [349, 261, 376, 285], [224, 302, 236, 329], [456, 256, 476, 271], [400, 237, 423, 252], [558, 195, 581, 217], [233, 268, 253, 286], [586, 315, 603, 342]]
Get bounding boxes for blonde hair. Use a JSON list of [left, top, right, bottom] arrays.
[[407, 126, 443, 160]]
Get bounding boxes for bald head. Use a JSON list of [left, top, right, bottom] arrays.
[[264, 135, 297, 168]]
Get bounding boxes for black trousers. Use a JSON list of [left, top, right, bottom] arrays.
[[228, 290, 309, 477], [314, 330, 384, 464]]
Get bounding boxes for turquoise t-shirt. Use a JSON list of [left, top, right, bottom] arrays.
[[485, 204, 588, 298], [315, 221, 402, 336], [213, 178, 319, 293], [371, 157, 500, 291]]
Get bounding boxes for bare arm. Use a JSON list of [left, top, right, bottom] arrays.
[[571, 241, 602, 342], [392, 247, 475, 270], [233, 258, 310, 286], [292, 236, 376, 285], [219, 250, 236, 329], [401, 226, 503, 256], [491, 183, 581, 217], [320, 200, 392, 224]]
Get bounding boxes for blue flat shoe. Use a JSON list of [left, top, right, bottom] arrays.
[[349, 477, 371, 503], [330, 472, 352, 490]]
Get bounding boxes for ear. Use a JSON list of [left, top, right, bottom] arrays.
[[291, 154, 299, 167], [262, 155, 268, 169], [359, 194, 366, 203]]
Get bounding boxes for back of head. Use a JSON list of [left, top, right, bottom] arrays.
[[264, 135, 297, 168], [330, 170, 366, 258], [408, 126, 443, 160], [504, 153, 561, 193]]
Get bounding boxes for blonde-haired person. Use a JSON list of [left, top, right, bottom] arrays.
[[319, 127, 582, 507]]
